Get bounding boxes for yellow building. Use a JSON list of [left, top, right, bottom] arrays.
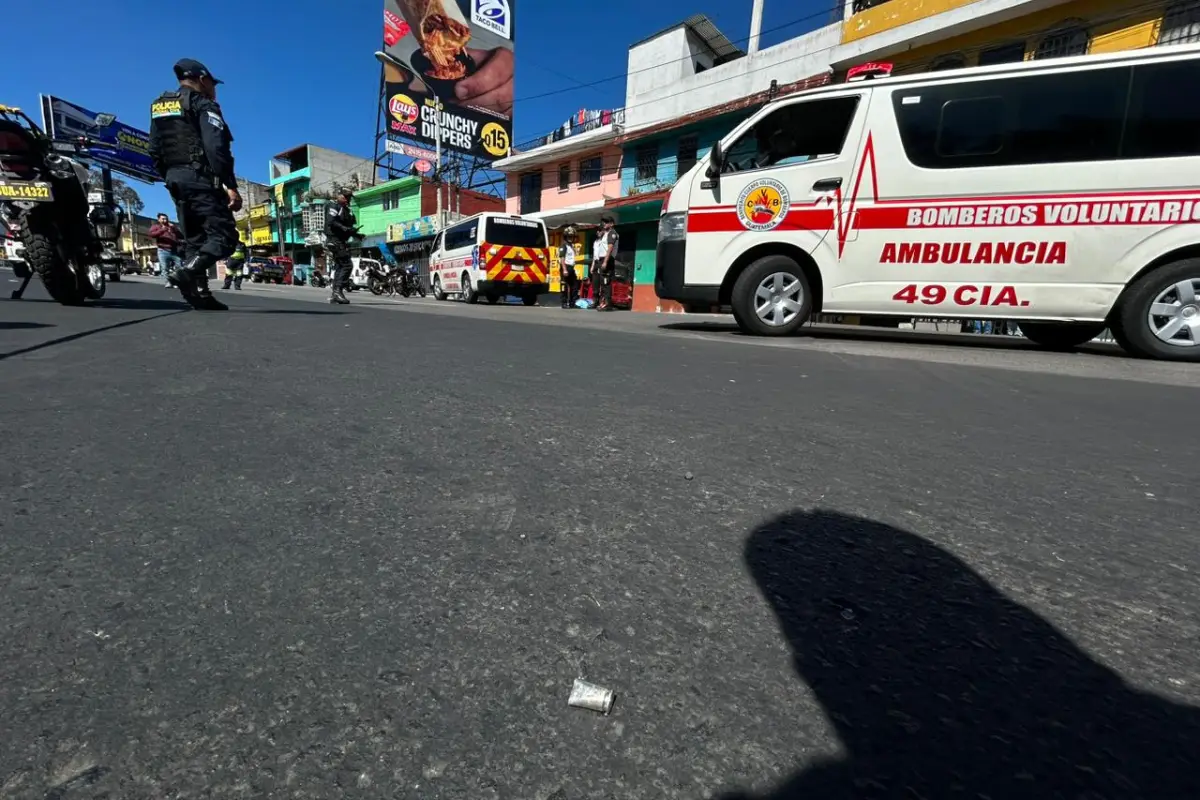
[[836, 0, 1197, 74], [239, 203, 275, 249]]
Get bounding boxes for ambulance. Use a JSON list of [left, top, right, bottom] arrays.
[[655, 44, 1200, 361], [429, 212, 550, 306]]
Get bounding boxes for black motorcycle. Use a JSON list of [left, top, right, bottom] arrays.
[[308, 267, 330, 288], [366, 261, 390, 296], [398, 264, 426, 298], [0, 104, 109, 304]]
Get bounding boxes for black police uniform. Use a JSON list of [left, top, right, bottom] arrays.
[[325, 201, 360, 304], [149, 78, 239, 309]]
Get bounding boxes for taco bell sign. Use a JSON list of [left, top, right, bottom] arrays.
[[472, 0, 511, 39]]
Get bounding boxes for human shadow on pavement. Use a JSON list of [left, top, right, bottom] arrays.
[[92, 297, 191, 311], [720, 509, 1200, 799], [0, 321, 53, 330]]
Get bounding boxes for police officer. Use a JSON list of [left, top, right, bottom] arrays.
[[149, 58, 242, 311], [326, 187, 361, 305], [222, 241, 247, 290]]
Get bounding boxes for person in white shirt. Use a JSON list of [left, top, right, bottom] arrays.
[[559, 225, 580, 308], [591, 215, 619, 311]]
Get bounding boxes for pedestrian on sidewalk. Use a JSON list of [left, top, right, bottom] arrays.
[[591, 216, 618, 311], [559, 225, 579, 309], [148, 212, 183, 287]]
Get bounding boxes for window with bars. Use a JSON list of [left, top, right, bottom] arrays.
[[558, 163, 570, 191], [978, 42, 1027, 65], [1033, 25, 1090, 60], [635, 144, 658, 183], [676, 135, 699, 176], [578, 156, 602, 186], [382, 190, 401, 211], [1160, 1, 1200, 45], [519, 172, 542, 214]]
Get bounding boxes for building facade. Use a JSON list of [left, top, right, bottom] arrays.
[[269, 144, 377, 264]]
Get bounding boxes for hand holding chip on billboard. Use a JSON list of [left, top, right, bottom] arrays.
[[455, 47, 513, 116]]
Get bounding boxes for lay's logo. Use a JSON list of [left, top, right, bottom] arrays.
[[472, 0, 511, 39]]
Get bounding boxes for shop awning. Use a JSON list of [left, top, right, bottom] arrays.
[[526, 199, 610, 228]]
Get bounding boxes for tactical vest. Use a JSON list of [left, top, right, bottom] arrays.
[[150, 89, 206, 170], [325, 203, 348, 242]]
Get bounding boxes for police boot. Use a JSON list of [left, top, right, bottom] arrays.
[[176, 257, 227, 311], [330, 286, 350, 305]]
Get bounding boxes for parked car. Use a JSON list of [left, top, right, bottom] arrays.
[[269, 255, 294, 285], [249, 257, 285, 284]]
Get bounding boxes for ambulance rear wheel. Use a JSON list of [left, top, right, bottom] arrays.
[[731, 255, 813, 337], [1113, 258, 1200, 361], [461, 273, 478, 304], [1018, 322, 1106, 351]]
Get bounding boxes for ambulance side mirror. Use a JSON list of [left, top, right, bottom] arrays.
[[705, 141, 724, 180]]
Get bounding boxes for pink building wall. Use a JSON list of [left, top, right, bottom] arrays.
[[504, 145, 624, 215]]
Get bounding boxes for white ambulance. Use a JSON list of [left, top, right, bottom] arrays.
[[429, 212, 550, 306], [656, 44, 1200, 361]]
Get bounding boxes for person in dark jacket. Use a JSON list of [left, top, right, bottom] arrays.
[[148, 58, 242, 310], [325, 187, 361, 305], [148, 213, 183, 287]]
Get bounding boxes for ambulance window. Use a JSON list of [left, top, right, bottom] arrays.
[[723, 95, 861, 173], [893, 66, 1129, 168], [1123, 59, 1200, 159], [444, 222, 476, 250], [937, 97, 1006, 158]]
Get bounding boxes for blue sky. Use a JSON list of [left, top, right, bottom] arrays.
[[2, 0, 828, 215]]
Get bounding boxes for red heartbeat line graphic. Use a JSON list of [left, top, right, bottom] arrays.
[[814, 132, 879, 258]]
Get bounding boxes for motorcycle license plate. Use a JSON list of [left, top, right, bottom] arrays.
[[0, 180, 53, 202]]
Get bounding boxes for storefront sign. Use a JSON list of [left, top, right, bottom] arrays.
[[250, 227, 274, 246], [387, 214, 439, 242], [380, 0, 515, 162], [249, 204, 270, 220], [389, 236, 436, 257]]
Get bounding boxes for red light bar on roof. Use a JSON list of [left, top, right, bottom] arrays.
[[847, 62, 894, 82]]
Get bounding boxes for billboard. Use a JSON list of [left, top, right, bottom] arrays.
[[40, 95, 157, 183], [382, 0, 514, 162]]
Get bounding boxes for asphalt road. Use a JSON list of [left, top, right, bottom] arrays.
[[2, 275, 1198, 799]]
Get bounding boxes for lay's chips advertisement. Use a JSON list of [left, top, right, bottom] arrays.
[[382, 0, 514, 163]]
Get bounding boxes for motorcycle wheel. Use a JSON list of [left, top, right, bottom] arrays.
[[401, 286, 411, 298], [369, 277, 385, 296], [21, 213, 86, 306], [418, 286, 426, 298], [82, 262, 106, 300]]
